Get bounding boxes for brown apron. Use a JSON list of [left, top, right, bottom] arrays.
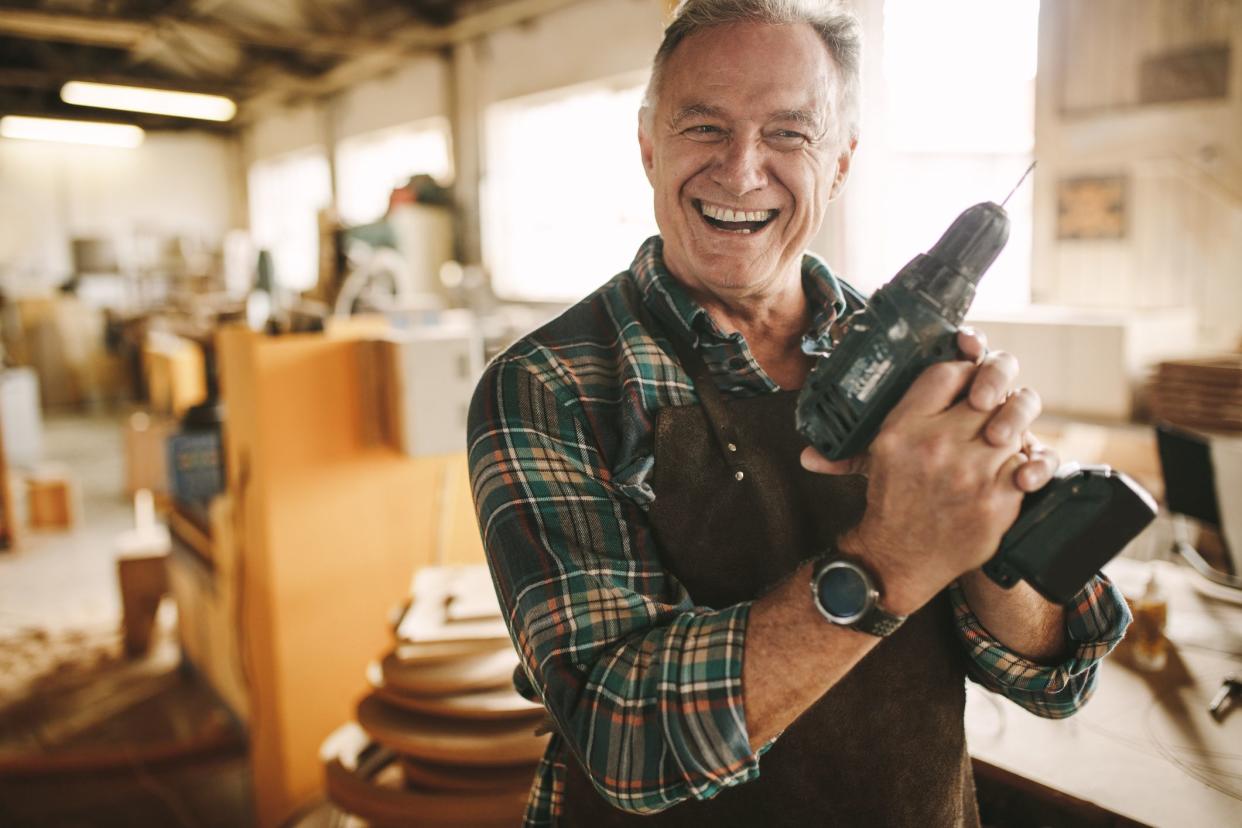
[[559, 333, 979, 827]]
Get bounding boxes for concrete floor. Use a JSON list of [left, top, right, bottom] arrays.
[[0, 412, 254, 828]]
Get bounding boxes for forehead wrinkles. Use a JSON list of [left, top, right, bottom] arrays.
[[650, 21, 844, 138], [658, 25, 837, 134]]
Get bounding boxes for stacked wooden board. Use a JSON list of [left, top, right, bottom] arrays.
[[322, 567, 549, 827], [1149, 355, 1242, 434]]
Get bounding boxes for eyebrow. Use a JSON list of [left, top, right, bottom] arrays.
[[669, 103, 824, 131], [769, 109, 823, 130], [670, 103, 725, 127]]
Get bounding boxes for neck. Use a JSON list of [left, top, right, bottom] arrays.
[[685, 271, 813, 389]]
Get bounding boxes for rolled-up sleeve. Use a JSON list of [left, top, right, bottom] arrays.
[[949, 574, 1132, 718], [468, 352, 762, 815]]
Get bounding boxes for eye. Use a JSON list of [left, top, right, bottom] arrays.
[[766, 129, 809, 149], [682, 124, 726, 142]]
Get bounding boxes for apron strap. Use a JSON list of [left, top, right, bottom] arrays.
[[664, 330, 748, 477]]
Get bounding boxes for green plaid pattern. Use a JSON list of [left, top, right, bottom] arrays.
[[468, 236, 1130, 825]]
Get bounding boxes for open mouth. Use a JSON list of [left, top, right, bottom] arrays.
[[696, 200, 778, 234]]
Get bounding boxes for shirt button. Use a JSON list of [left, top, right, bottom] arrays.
[[734, 470, 745, 482], [727, 442, 738, 453]]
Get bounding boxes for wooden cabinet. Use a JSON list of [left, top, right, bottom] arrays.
[[213, 327, 484, 828]]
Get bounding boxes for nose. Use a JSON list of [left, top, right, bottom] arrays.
[[711, 136, 767, 197]]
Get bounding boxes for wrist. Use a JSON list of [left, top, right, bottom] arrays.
[[835, 527, 940, 617], [810, 552, 908, 637]]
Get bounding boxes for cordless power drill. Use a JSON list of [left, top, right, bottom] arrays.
[[795, 198, 1157, 605]]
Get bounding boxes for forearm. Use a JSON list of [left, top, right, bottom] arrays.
[[957, 569, 1067, 664], [742, 560, 882, 748]]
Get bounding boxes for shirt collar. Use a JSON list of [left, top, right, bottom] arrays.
[[630, 235, 849, 355]]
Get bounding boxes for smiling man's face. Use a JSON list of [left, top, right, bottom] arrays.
[[639, 21, 854, 303]]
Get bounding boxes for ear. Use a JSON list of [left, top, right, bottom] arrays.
[[638, 110, 656, 185], [828, 136, 858, 201]]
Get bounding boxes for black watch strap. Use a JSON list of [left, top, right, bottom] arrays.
[[852, 604, 907, 637]]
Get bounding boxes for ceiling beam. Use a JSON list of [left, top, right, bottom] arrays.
[[436, 0, 587, 45], [2, 0, 592, 125], [0, 8, 148, 50], [0, 66, 246, 98], [237, 0, 587, 120], [0, 6, 390, 56]]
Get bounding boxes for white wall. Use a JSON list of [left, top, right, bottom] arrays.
[[335, 58, 449, 142], [241, 55, 450, 168], [0, 131, 242, 297], [1033, 0, 1242, 350], [243, 101, 325, 164]]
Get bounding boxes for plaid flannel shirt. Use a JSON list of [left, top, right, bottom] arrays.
[[468, 236, 1132, 826]]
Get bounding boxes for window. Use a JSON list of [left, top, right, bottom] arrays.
[[854, 0, 1039, 312], [247, 148, 332, 291], [335, 119, 454, 227], [483, 77, 657, 302]]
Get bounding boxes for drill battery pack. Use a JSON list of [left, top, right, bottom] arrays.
[[983, 463, 1158, 604]]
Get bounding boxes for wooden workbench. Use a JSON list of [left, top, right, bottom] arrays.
[[967, 559, 1242, 827]]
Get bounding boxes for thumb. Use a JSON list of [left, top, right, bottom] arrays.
[[801, 446, 868, 477]]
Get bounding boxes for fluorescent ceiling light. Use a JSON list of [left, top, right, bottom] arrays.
[[61, 81, 237, 122], [0, 115, 144, 148]]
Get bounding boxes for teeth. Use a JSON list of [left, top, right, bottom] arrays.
[[700, 202, 775, 224]]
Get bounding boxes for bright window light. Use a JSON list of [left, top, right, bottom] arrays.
[[484, 78, 657, 302], [883, 0, 1038, 154], [0, 115, 144, 148], [861, 0, 1039, 313], [61, 81, 236, 122], [247, 149, 333, 291], [335, 119, 453, 226]]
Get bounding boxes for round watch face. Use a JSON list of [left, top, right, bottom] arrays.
[[816, 561, 875, 624]]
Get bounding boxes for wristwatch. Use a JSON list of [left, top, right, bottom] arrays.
[[811, 554, 907, 637]]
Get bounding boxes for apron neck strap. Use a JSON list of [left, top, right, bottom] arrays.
[[665, 328, 745, 468]]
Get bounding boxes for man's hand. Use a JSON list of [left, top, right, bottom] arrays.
[[802, 328, 1057, 490], [954, 327, 1058, 493], [799, 328, 1057, 615]]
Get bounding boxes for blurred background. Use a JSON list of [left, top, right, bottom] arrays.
[[0, 0, 1239, 826]]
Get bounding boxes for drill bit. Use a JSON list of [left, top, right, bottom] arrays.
[[1000, 161, 1037, 208]]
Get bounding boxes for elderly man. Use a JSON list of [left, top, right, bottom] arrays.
[[468, 0, 1130, 825]]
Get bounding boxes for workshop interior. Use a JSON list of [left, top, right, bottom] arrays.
[[0, 0, 1239, 826]]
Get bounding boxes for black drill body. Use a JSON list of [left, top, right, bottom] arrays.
[[797, 202, 1008, 460], [796, 202, 1156, 604]]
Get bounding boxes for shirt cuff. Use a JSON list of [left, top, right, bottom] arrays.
[[659, 601, 765, 798], [950, 574, 1132, 708]]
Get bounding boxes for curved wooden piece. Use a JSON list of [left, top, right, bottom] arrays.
[[391, 638, 509, 666], [399, 755, 538, 793], [379, 647, 519, 696], [321, 724, 528, 828], [356, 693, 549, 767], [367, 661, 545, 721]]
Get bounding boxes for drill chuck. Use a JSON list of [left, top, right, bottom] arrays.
[[927, 201, 1010, 284], [892, 201, 1010, 328]]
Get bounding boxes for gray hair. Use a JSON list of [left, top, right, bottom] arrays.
[[641, 0, 862, 141]]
